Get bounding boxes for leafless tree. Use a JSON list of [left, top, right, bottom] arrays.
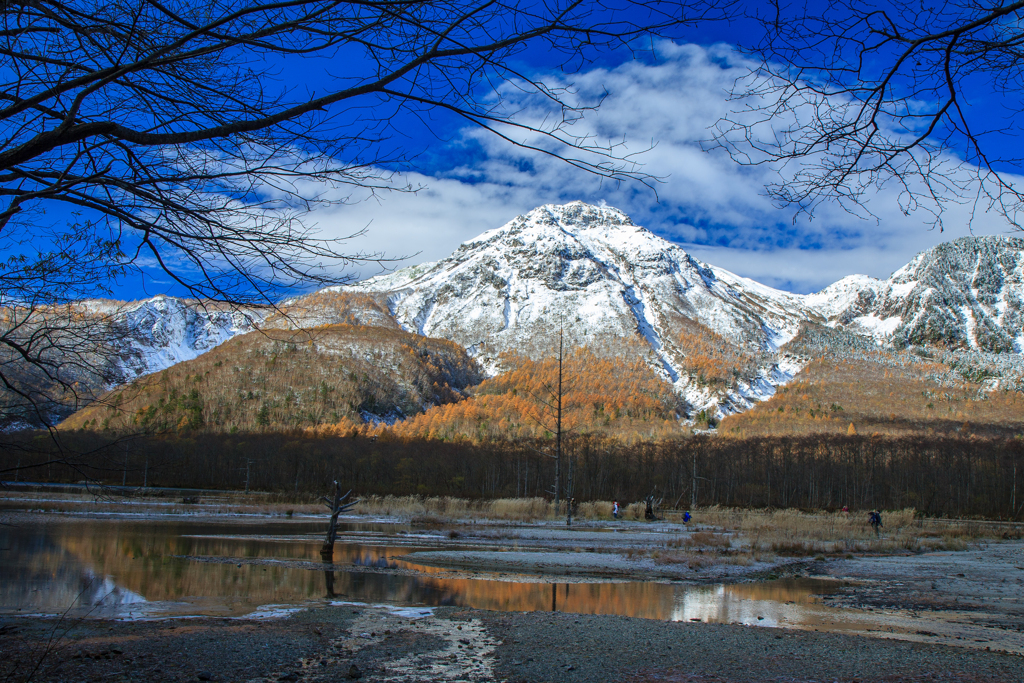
[[0, 0, 730, 433], [711, 0, 1024, 228], [520, 325, 582, 517]]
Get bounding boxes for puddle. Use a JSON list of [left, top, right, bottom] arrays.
[[0, 516, 840, 623], [1, 516, 1019, 654]]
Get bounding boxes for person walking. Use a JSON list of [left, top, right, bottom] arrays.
[[612, 500, 619, 520], [869, 510, 883, 537]]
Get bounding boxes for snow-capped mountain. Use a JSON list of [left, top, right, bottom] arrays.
[[809, 236, 1024, 352], [0, 295, 264, 428], [30, 204, 1024, 428], [337, 202, 821, 415], [82, 295, 265, 385]]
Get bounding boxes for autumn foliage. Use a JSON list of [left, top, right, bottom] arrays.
[[61, 324, 481, 433], [314, 348, 686, 442], [720, 356, 1024, 438], [673, 318, 760, 387]]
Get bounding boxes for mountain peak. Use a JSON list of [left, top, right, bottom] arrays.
[[535, 201, 635, 229], [339, 202, 817, 417], [467, 201, 639, 247], [811, 234, 1024, 351]]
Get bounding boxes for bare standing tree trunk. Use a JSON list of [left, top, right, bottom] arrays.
[[320, 481, 359, 560], [554, 329, 564, 510], [520, 323, 578, 513]]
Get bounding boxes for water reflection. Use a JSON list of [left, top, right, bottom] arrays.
[[0, 517, 839, 625]]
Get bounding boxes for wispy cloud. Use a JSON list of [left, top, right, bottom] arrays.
[[308, 41, 1019, 293]]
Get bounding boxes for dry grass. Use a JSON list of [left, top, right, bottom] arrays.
[[352, 495, 684, 522], [352, 495, 661, 522], [691, 505, 1013, 555]]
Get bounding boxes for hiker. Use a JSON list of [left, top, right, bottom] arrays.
[[842, 505, 849, 515], [869, 510, 882, 537], [612, 500, 619, 520], [683, 511, 691, 524]]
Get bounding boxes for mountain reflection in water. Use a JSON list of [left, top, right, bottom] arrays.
[[0, 517, 839, 623]]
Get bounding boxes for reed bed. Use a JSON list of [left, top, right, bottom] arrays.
[[353, 495, 563, 521], [352, 495, 670, 522]]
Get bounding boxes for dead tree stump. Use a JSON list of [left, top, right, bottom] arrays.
[[320, 481, 359, 560]]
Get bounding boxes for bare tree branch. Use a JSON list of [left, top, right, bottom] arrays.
[[0, 0, 732, 435], [710, 0, 1024, 228]]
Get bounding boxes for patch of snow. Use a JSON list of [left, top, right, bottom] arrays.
[[621, 285, 678, 382], [888, 280, 917, 298], [804, 274, 883, 320], [360, 410, 404, 426], [240, 604, 308, 620], [850, 314, 902, 340], [329, 601, 435, 619], [960, 305, 978, 349]]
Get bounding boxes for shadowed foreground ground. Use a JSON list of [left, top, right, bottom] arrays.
[[3, 604, 1021, 683]]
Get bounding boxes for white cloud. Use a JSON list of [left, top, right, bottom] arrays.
[[306, 41, 1019, 293]]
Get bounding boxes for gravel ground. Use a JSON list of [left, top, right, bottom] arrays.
[[3, 604, 1022, 683]]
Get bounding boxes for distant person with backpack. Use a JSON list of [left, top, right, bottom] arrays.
[[683, 511, 691, 524], [869, 510, 882, 537]]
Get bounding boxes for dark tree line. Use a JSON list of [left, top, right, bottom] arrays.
[[4, 431, 1022, 519]]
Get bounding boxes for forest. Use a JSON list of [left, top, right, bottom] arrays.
[[34, 321, 1024, 522], [7, 430, 1022, 519]]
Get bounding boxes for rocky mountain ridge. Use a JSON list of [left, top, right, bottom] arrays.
[[85, 296, 266, 384], [815, 236, 1024, 353], [49, 203, 1024, 425]]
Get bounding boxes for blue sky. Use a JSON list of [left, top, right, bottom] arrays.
[[110, 13, 1023, 300], [283, 40, 1017, 296]]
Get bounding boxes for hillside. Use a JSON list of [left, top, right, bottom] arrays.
[[314, 346, 688, 442], [61, 325, 482, 432], [719, 352, 1024, 439], [814, 236, 1024, 351]]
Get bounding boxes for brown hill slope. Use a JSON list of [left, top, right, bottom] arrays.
[[313, 348, 687, 442], [719, 354, 1024, 438], [61, 325, 482, 433], [266, 290, 401, 330]]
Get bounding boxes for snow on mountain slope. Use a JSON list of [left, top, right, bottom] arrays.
[[807, 236, 1024, 352], [81, 295, 265, 385], [340, 201, 820, 415], [49, 209, 1024, 427], [804, 274, 884, 321]]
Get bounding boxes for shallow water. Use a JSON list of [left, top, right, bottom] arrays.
[[2, 511, 1019, 655], [0, 515, 844, 626]]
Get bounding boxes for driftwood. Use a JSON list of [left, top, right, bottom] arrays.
[[644, 494, 663, 521], [320, 481, 359, 560]]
